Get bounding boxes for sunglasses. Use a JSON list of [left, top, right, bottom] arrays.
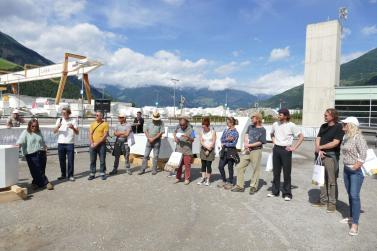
[[31, 125, 38, 128]]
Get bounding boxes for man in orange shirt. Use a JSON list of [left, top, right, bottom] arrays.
[[88, 111, 109, 180]]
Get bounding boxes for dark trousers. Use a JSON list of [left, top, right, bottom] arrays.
[[272, 145, 292, 198], [89, 143, 106, 175], [113, 144, 131, 171], [201, 160, 212, 174], [25, 151, 49, 187], [218, 157, 235, 183], [58, 143, 75, 177]]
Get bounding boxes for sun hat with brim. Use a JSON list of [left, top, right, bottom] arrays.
[[178, 116, 189, 122], [341, 117, 359, 127], [152, 111, 161, 121], [251, 112, 263, 121], [118, 112, 126, 118], [12, 109, 19, 114]]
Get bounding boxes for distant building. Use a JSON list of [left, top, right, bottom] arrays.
[[335, 86, 377, 128]]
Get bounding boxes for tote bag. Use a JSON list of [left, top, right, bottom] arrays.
[[164, 152, 183, 172], [265, 153, 273, 172], [312, 156, 325, 186]]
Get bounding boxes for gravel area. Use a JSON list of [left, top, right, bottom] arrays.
[[1, 142, 377, 250]]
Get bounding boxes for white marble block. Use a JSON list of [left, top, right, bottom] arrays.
[[0, 145, 19, 188]]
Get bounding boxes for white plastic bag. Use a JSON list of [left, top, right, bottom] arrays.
[[164, 152, 183, 172], [362, 149, 377, 176], [312, 157, 325, 186], [265, 153, 273, 172], [127, 131, 135, 146]]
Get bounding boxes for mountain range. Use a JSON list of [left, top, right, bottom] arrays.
[[261, 47, 377, 108], [1, 30, 376, 109], [105, 85, 268, 109]]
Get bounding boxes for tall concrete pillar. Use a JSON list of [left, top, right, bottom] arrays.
[[302, 20, 341, 127]]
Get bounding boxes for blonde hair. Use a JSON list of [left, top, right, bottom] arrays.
[[345, 123, 361, 138]]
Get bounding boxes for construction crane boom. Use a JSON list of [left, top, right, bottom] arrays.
[[0, 53, 102, 104]]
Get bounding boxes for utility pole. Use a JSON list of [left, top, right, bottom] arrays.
[[171, 78, 179, 118]]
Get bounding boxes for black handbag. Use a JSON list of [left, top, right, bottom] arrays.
[[112, 140, 122, 156]]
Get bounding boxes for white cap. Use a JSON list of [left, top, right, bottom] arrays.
[[341, 117, 359, 126], [12, 109, 19, 114]]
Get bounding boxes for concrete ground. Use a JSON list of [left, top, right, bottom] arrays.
[[1, 141, 377, 251]]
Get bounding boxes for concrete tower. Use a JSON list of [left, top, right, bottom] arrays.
[[302, 20, 341, 126]]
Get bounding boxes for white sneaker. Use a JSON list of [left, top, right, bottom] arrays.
[[267, 193, 278, 197], [205, 179, 210, 186], [284, 197, 291, 201], [197, 178, 206, 185], [339, 218, 352, 224]]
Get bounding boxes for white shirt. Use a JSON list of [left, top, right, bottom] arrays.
[[55, 117, 78, 144], [271, 121, 301, 146], [201, 128, 215, 148]]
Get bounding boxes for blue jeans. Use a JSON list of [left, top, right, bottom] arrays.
[[89, 143, 106, 175], [141, 140, 161, 172], [25, 151, 49, 187], [343, 165, 364, 224], [58, 143, 75, 177]]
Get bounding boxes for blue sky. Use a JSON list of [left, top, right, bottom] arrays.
[[0, 0, 376, 94]]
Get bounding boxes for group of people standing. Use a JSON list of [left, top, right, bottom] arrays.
[[13, 106, 369, 236]]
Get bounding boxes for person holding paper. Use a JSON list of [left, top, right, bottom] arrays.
[[138, 111, 164, 175], [173, 117, 195, 185], [109, 112, 132, 175], [53, 107, 79, 181], [340, 117, 368, 236], [312, 108, 344, 212]]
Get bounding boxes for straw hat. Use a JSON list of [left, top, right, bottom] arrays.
[[118, 112, 126, 118], [152, 111, 161, 121]]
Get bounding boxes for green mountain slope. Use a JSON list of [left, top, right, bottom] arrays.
[[262, 48, 377, 108], [0, 58, 23, 71]]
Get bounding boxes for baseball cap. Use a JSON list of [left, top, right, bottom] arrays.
[[341, 117, 359, 127]]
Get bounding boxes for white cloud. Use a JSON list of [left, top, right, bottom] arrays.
[[341, 27, 351, 39], [214, 61, 250, 76], [53, 0, 86, 19], [269, 46, 290, 62], [162, 0, 185, 6], [244, 70, 303, 94], [361, 25, 377, 36], [341, 51, 365, 64], [96, 48, 237, 90], [232, 50, 241, 57], [105, 1, 169, 28]]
